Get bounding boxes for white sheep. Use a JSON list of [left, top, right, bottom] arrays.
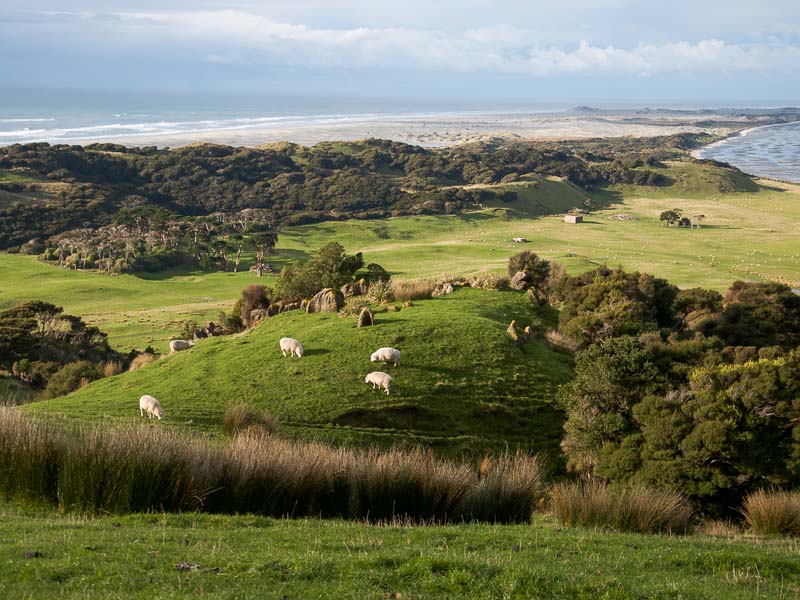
[[370, 347, 400, 367], [365, 371, 393, 395], [139, 394, 163, 420], [279, 337, 304, 358], [169, 339, 194, 354]]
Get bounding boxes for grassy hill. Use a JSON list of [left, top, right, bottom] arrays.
[[25, 288, 572, 458]]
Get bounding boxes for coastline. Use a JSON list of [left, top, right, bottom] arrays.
[[0, 111, 717, 149], [690, 120, 800, 184]]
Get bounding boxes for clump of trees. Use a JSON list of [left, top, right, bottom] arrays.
[[0, 301, 131, 397], [0, 136, 736, 259], [551, 268, 800, 515]]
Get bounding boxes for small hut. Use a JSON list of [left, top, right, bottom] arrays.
[[512, 237, 528, 243], [564, 214, 583, 224]]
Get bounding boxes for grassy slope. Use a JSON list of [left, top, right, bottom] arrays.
[[1, 503, 798, 599], [25, 288, 571, 457], [2, 163, 799, 352]]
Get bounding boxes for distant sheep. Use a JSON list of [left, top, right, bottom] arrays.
[[139, 394, 163, 420], [370, 347, 400, 367], [169, 339, 194, 354], [365, 371, 393, 395], [279, 337, 304, 358]]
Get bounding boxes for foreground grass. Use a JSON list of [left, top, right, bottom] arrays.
[[1, 503, 798, 599]]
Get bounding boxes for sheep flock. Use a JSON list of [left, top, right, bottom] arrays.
[[139, 336, 401, 419]]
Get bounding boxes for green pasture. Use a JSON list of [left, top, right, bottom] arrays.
[[25, 288, 571, 457], [1, 502, 798, 599], [2, 174, 799, 352]]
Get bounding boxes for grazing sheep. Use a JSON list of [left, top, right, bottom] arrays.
[[139, 394, 163, 420], [279, 337, 304, 358], [365, 371, 393, 395], [169, 339, 194, 354], [370, 347, 400, 367]]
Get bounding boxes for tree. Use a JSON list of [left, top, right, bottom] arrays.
[[673, 288, 723, 329], [251, 231, 278, 277], [507, 250, 551, 301], [558, 336, 663, 473], [659, 209, 682, 226]]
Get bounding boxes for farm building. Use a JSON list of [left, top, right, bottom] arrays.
[[564, 214, 583, 224], [512, 237, 528, 243]]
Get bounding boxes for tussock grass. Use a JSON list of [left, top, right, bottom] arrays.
[[223, 403, 280, 436], [0, 409, 546, 523], [741, 489, 800, 536], [458, 451, 547, 523], [550, 480, 692, 534], [391, 278, 436, 301]]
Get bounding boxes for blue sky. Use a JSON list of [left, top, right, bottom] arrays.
[[2, 1, 799, 104]]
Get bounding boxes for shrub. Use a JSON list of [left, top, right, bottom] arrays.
[[240, 284, 272, 328], [550, 481, 692, 534], [102, 361, 124, 378], [128, 353, 156, 371], [223, 404, 280, 437], [366, 280, 395, 304], [44, 361, 102, 399], [741, 489, 800, 536], [469, 273, 510, 291], [391, 279, 436, 301]]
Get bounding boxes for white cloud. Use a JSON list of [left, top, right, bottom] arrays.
[[102, 10, 800, 76]]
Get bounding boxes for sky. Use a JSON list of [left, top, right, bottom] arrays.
[[2, 1, 799, 105]]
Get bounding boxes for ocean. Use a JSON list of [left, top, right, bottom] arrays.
[[695, 121, 800, 184], [0, 89, 571, 146]]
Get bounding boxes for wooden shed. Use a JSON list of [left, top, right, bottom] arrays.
[[564, 214, 583, 224]]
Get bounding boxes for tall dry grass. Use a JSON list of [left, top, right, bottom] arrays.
[[741, 489, 800, 536], [0, 409, 546, 523], [391, 279, 436, 302], [550, 480, 692, 534], [223, 404, 280, 436]]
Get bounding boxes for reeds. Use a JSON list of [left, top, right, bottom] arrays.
[[391, 279, 437, 302], [550, 480, 692, 534], [741, 489, 800, 536], [0, 409, 546, 523]]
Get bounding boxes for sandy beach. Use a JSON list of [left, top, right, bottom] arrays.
[[52, 112, 735, 148]]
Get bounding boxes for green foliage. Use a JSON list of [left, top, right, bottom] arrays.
[[554, 267, 678, 347], [43, 360, 102, 399], [558, 336, 662, 473], [714, 281, 800, 348], [275, 242, 366, 301]]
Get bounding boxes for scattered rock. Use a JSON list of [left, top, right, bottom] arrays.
[[249, 308, 269, 324], [432, 282, 455, 297], [341, 277, 368, 298], [510, 270, 532, 290], [402, 300, 414, 309], [175, 562, 201, 572], [193, 321, 226, 339], [306, 288, 344, 313], [357, 307, 374, 327], [507, 320, 519, 342]]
